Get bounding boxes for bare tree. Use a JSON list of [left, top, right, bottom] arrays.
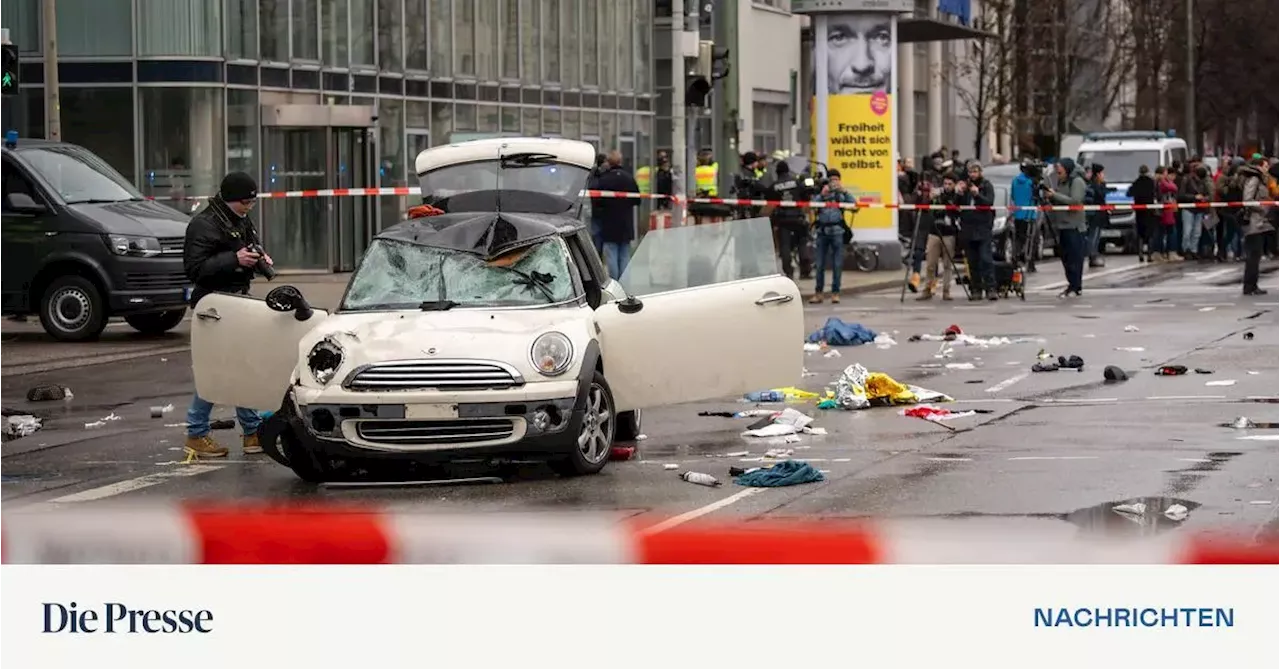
[[939, 0, 1015, 160]]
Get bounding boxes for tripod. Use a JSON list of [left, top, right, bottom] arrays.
[[900, 208, 970, 303]]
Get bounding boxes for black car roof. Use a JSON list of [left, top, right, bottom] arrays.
[[376, 210, 584, 260]]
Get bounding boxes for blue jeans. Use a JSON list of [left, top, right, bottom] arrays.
[[1057, 228, 1086, 292], [1165, 225, 1180, 255], [1085, 218, 1103, 259], [590, 217, 605, 255], [813, 228, 846, 294], [603, 241, 630, 280], [187, 392, 260, 438], [1182, 211, 1203, 253]]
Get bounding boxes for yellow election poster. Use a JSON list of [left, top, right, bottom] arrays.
[[827, 94, 893, 230]]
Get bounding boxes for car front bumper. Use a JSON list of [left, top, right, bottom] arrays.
[[288, 381, 582, 457]]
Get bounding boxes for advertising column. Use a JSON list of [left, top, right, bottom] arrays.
[[798, 0, 910, 244]]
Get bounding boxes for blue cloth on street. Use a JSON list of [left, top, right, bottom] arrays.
[[734, 460, 826, 487], [806, 317, 876, 346]]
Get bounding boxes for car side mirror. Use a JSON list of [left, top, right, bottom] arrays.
[[617, 295, 643, 314], [265, 285, 316, 321], [6, 192, 46, 214]]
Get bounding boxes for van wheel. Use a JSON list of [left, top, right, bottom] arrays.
[[39, 276, 108, 342], [550, 371, 615, 477], [125, 310, 186, 335]]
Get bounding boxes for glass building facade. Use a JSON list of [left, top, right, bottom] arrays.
[[2, 0, 656, 270]]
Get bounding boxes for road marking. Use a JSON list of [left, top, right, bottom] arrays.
[[45, 465, 223, 504], [924, 456, 972, 462], [1035, 263, 1150, 291], [1196, 267, 1239, 282], [1146, 395, 1227, 400], [1041, 398, 1118, 403], [639, 488, 764, 535], [985, 373, 1028, 394], [949, 398, 1017, 404], [1178, 458, 1213, 463], [1008, 456, 1099, 461], [1193, 301, 1238, 307], [1237, 435, 1280, 441]]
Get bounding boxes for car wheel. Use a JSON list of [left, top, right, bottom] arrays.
[[550, 371, 615, 477], [615, 409, 643, 441], [39, 275, 108, 342], [124, 309, 186, 335], [280, 429, 342, 483]]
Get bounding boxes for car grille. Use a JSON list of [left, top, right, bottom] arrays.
[[124, 271, 189, 291], [356, 418, 517, 446], [344, 359, 524, 391], [158, 236, 185, 255]]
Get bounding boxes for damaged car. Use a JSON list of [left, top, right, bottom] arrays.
[[190, 137, 804, 482]]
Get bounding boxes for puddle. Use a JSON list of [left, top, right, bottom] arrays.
[[1065, 496, 1201, 536]]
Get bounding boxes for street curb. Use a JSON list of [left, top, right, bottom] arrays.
[[800, 277, 903, 300]]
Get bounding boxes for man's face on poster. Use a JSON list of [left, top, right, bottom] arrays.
[[826, 15, 892, 95]]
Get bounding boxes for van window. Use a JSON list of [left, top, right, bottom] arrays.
[[1, 161, 45, 210], [20, 145, 144, 205], [1169, 147, 1187, 166], [1078, 150, 1158, 184]]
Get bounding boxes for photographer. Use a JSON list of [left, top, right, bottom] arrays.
[[1011, 160, 1040, 270], [766, 160, 814, 280], [809, 169, 856, 304], [917, 174, 960, 301], [181, 171, 273, 460], [1043, 158, 1088, 298], [956, 161, 998, 301]]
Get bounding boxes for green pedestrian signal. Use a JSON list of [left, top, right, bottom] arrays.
[[1, 43, 19, 96]]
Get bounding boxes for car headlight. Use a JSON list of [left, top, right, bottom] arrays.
[[530, 332, 573, 377], [307, 339, 344, 385], [106, 234, 161, 257]]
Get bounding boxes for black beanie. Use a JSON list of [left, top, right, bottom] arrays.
[[776, 160, 790, 176], [219, 172, 258, 202], [1103, 365, 1127, 382]]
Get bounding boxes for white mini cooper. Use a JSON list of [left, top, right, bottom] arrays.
[[191, 137, 803, 482]]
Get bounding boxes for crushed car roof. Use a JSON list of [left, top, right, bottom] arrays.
[[414, 137, 596, 175], [375, 211, 584, 260]]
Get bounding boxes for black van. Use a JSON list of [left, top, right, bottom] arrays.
[[2, 138, 192, 341]]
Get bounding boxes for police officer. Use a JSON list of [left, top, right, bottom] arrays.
[[734, 152, 768, 219], [181, 171, 273, 459], [768, 160, 814, 280], [652, 150, 675, 209]]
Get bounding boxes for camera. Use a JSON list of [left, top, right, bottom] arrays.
[[246, 243, 276, 280]]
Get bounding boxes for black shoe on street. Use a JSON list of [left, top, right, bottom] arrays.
[[1244, 288, 1268, 296], [987, 292, 999, 301]]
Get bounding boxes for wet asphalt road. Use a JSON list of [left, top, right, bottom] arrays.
[[2, 256, 1278, 542]]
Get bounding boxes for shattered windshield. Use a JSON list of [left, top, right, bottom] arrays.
[[341, 237, 580, 311], [419, 155, 590, 214]]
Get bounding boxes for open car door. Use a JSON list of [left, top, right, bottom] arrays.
[[190, 292, 329, 412], [594, 217, 804, 412]]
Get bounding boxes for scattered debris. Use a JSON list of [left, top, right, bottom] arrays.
[[1112, 502, 1147, 516], [1248, 371, 1260, 375], [1198, 306, 1216, 312], [1194, 368, 1214, 375], [26, 384, 72, 402], [803, 342, 822, 353], [84, 420, 106, 429], [830, 363, 953, 411], [1163, 504, 1189, 521], [1243, 332, 1255, 340], [699, 411, 738, 418], [763, 448, 795, 459], [733, 460, 825, 487], [4, 414, 42, 439], [722, 451, 750, 458], [1123, 325, 1140, 332], [873, 333, 897, 349], [945, 362, 976, 370], [679, 471, 722, 487], [1103, 365, 1128, 382], [149, 404, 175, 418], [610, 445, 636, 461], [806, 318, 877, 346], [1032, 360, 1060, 372], [900, 405, 977, 422], [1114, 346, 1145, 352], [1156, 365, 1188, 376], [965, 379, 985, 384], [1205, 380, 1236, 387], [663, 463, 680, 470], [824, 349, 842, 358], [635, 434, 648, 440]]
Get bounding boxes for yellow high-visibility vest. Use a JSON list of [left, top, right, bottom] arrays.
[[635, 165, 652, 194], [695, 162, 718, 196]]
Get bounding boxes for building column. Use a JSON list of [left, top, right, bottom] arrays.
[[897, 42, 915, 162], [927, 40, 943, 155]]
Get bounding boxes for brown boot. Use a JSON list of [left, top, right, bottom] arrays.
[[242, 434, 263, 454], [942, 292, 953, 301], [184, 435, 228, 459], [808, 294, 825, 304], [831, 294, 840, 304]]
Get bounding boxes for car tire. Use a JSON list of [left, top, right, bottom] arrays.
[[550, 371, 615, 477], [280, 429, 341, 483], [39, 275, 108, 342], [124, 309, 186, 335], [615, 409, 643, 442]]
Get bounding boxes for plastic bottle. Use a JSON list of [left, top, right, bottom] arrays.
[[743, 390, 784, 403], [679, 471, 722, 487]]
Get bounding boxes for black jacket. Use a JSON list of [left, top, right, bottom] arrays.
[[184, 197, 261, 307], [1128, 175, 1156, 204], [930, 191, 961, 236], [1085, 178, 1110, 227], [768, 176, 813, 227], [591, 166, 641, 243], [957, 178, 996, 239]]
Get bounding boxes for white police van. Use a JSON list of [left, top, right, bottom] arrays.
[[1076, 131, 1189, 254]]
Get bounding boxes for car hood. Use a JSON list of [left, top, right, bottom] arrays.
[[298, 307, 596, 384], [66, 199, 191, 237]]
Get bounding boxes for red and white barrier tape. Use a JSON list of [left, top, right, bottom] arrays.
[[3, 504, 1275, 564], [151, 188, 1279, 213]]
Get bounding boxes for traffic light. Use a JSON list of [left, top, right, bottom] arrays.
[[711, 46, 730, 81], [1, 43, 18, 96], [687, 41, 714, 107]]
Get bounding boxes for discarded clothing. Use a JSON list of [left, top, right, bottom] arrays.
[[900, 405, 976, 422], [734, 460, 825, 487], [833, 364, 952, 410], [4, 414, 42, 438], [26, 384, 71, 402], [1156, 365, 1188, 376], [1103, 365, 1128, 382], [806, 318, 877, 346], [1058, 355, 1084, 369], [1194, 368, 1213, 375], [1032, 361, 1060, 372]]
